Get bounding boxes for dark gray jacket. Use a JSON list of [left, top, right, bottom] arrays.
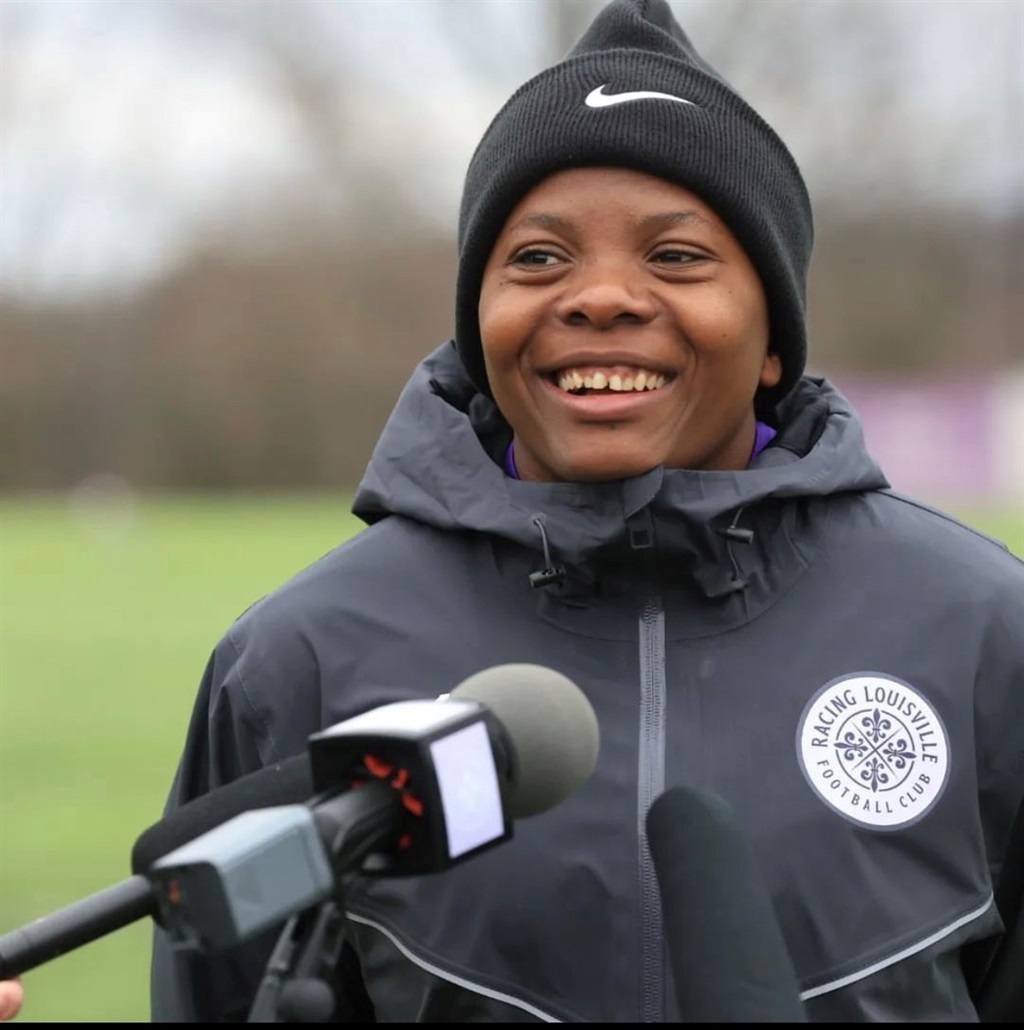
[[151, 340, 1023, 1022]]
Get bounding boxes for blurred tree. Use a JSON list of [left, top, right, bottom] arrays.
[[678, 0, 1023, 216]]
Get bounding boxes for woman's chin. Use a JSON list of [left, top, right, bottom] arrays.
[[555, 455, 664, 483]]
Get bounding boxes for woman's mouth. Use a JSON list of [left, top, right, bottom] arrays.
[[553, 366, 670, 395]]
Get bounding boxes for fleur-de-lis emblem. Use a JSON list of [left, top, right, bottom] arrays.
[[882, 738, 916, 769], [836, 732, 868, 762], [860, 755, 890, 792], [862, 708, 891, 744]]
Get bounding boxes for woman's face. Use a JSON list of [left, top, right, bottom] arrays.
[[478, 166, 781, 482]]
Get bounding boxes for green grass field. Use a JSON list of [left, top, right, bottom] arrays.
[[1, 492, 1021, 1023]]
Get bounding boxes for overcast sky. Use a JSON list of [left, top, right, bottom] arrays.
[[1, 0, 1021, 300]]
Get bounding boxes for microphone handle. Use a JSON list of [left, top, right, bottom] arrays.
[[0, 875, 155, 978]]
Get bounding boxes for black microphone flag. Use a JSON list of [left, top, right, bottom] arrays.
[[646, 786, 807, 1023]]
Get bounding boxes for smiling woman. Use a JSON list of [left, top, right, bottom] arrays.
[[142, 0, 1022, 1024]]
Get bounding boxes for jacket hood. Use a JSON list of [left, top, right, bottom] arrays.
[[352, 340, 888, 599]]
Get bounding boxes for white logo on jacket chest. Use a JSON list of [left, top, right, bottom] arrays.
[[796, 673, 950, 829]]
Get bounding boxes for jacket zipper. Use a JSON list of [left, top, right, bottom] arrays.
[[630, 506, 667, 1023], [638, 594, 667, 1022]]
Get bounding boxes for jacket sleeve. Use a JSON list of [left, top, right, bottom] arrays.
[[148, 642, 281, 1022], [960, 563, 1024, 1024], [963, 792, 1024, 1022], [147, 621, 378, 1023]]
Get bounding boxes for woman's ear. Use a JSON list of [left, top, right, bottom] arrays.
[[759, 350, 783, 389]]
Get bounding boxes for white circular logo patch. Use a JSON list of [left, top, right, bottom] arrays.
[[797, 672, 950, 829]]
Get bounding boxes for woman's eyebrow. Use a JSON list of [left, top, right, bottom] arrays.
[[506, 213, 576, 234], [634, 210, 718, 233], [506, 210, 718, 234]]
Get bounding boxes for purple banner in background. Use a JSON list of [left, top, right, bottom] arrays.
[[825, 372, 1024, 505]]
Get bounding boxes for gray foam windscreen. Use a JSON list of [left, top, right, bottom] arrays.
[[450, 663, 599, 819]]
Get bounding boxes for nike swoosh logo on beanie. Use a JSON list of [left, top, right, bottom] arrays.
[[584, 84, 696, 108]]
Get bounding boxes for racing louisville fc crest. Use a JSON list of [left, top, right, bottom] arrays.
[[796, 672, 950, 829]]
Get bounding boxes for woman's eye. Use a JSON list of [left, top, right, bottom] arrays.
[[652, 248, 699, 265], [512, 249, 559, 267]]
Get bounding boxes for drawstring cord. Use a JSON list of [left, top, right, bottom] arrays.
[[717, 507, 754, 591], [529, 515, 567, 589]]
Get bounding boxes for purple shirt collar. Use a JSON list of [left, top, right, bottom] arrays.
[[750, 420, 778, 462], [504, 421, 776, 480], [503, 440, 521, 479]]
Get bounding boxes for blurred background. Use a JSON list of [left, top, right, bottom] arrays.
[[1, 0, 1022, 1021]]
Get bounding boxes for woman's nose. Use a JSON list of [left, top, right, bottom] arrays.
[[555, 259, 658, 329]]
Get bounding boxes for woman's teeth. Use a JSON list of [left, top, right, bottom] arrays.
[[556, 369, 668, 393]]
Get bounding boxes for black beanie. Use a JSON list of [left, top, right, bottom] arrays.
[[455, 0, 813, 416]]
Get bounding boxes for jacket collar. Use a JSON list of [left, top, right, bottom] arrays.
[[353, 340, 888, 605]]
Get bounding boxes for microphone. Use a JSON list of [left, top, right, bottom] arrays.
[[0, 663, 599, 979], [645, 786, 807, 1023], [130, 754, 314, 874], [129, 662, 598, 873]]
